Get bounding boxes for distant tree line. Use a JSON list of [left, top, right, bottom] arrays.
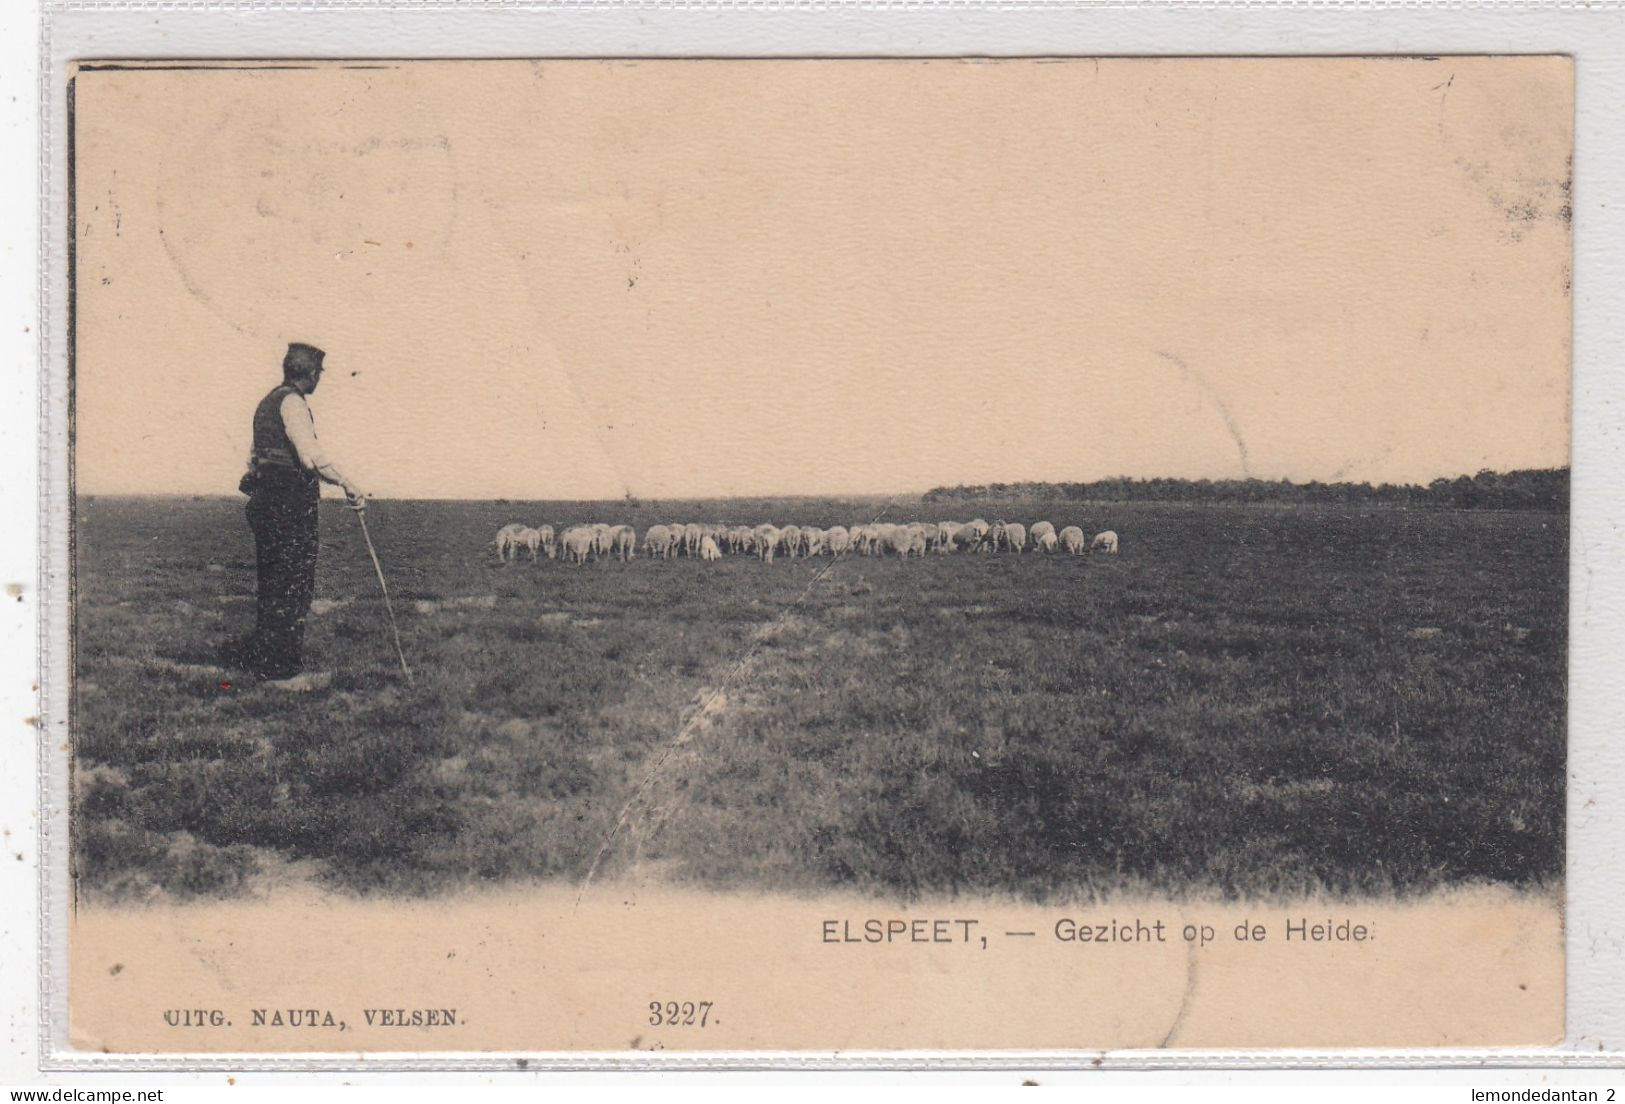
[[921, 468, 1569, 511]]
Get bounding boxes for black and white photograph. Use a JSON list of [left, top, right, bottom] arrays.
[[62, 56, 1571, 1052]]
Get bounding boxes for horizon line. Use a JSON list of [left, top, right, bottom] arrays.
[[75, 466, 1572, 504]]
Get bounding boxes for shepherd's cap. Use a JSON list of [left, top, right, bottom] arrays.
[[283, 342, 327, 379]]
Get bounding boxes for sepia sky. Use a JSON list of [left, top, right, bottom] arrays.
[[72, 58, 1572, 500]]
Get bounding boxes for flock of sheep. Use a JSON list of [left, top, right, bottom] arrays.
[[493, 518, 1119, 564]]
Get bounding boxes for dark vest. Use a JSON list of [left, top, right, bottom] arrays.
[[251, 383, 307, 471]]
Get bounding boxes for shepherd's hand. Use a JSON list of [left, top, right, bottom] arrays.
[[346, 489, 368, 512]]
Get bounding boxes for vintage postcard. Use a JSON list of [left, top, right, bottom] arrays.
[[64, 56, 1571, 1054]]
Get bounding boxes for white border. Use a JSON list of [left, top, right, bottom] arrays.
[[4, 0, 44, 1088], [24, 0, 1625, 1077]]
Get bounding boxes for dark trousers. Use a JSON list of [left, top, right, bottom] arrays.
[[244, 468, 321, 679]]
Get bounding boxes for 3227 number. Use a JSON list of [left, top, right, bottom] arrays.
[[649, 1000, 713, 1027]]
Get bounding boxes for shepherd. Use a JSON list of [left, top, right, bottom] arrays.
[[221, 342, 368, 690]]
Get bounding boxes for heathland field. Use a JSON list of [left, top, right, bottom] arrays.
[[72, 496, 1566, 903]]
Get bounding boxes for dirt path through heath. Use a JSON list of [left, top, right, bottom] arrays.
[[575, 557, 857, 901]]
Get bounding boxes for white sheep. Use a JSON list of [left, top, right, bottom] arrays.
[[562, 526, 596, 564], [778, 524, 802, 559], [755, 525, 780, 563], [1091, 530, 1119, 554], [881, 526, 914, 558], [493, 523, 528, 563], [644, 524, 676, 559], [516, 526, 543, 561], [612, 525, 637, 562]]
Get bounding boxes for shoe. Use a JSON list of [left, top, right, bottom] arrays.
[[261, 671, 333, 692]]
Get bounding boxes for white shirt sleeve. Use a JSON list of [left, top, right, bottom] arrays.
[[279, 393, 330, 471]]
